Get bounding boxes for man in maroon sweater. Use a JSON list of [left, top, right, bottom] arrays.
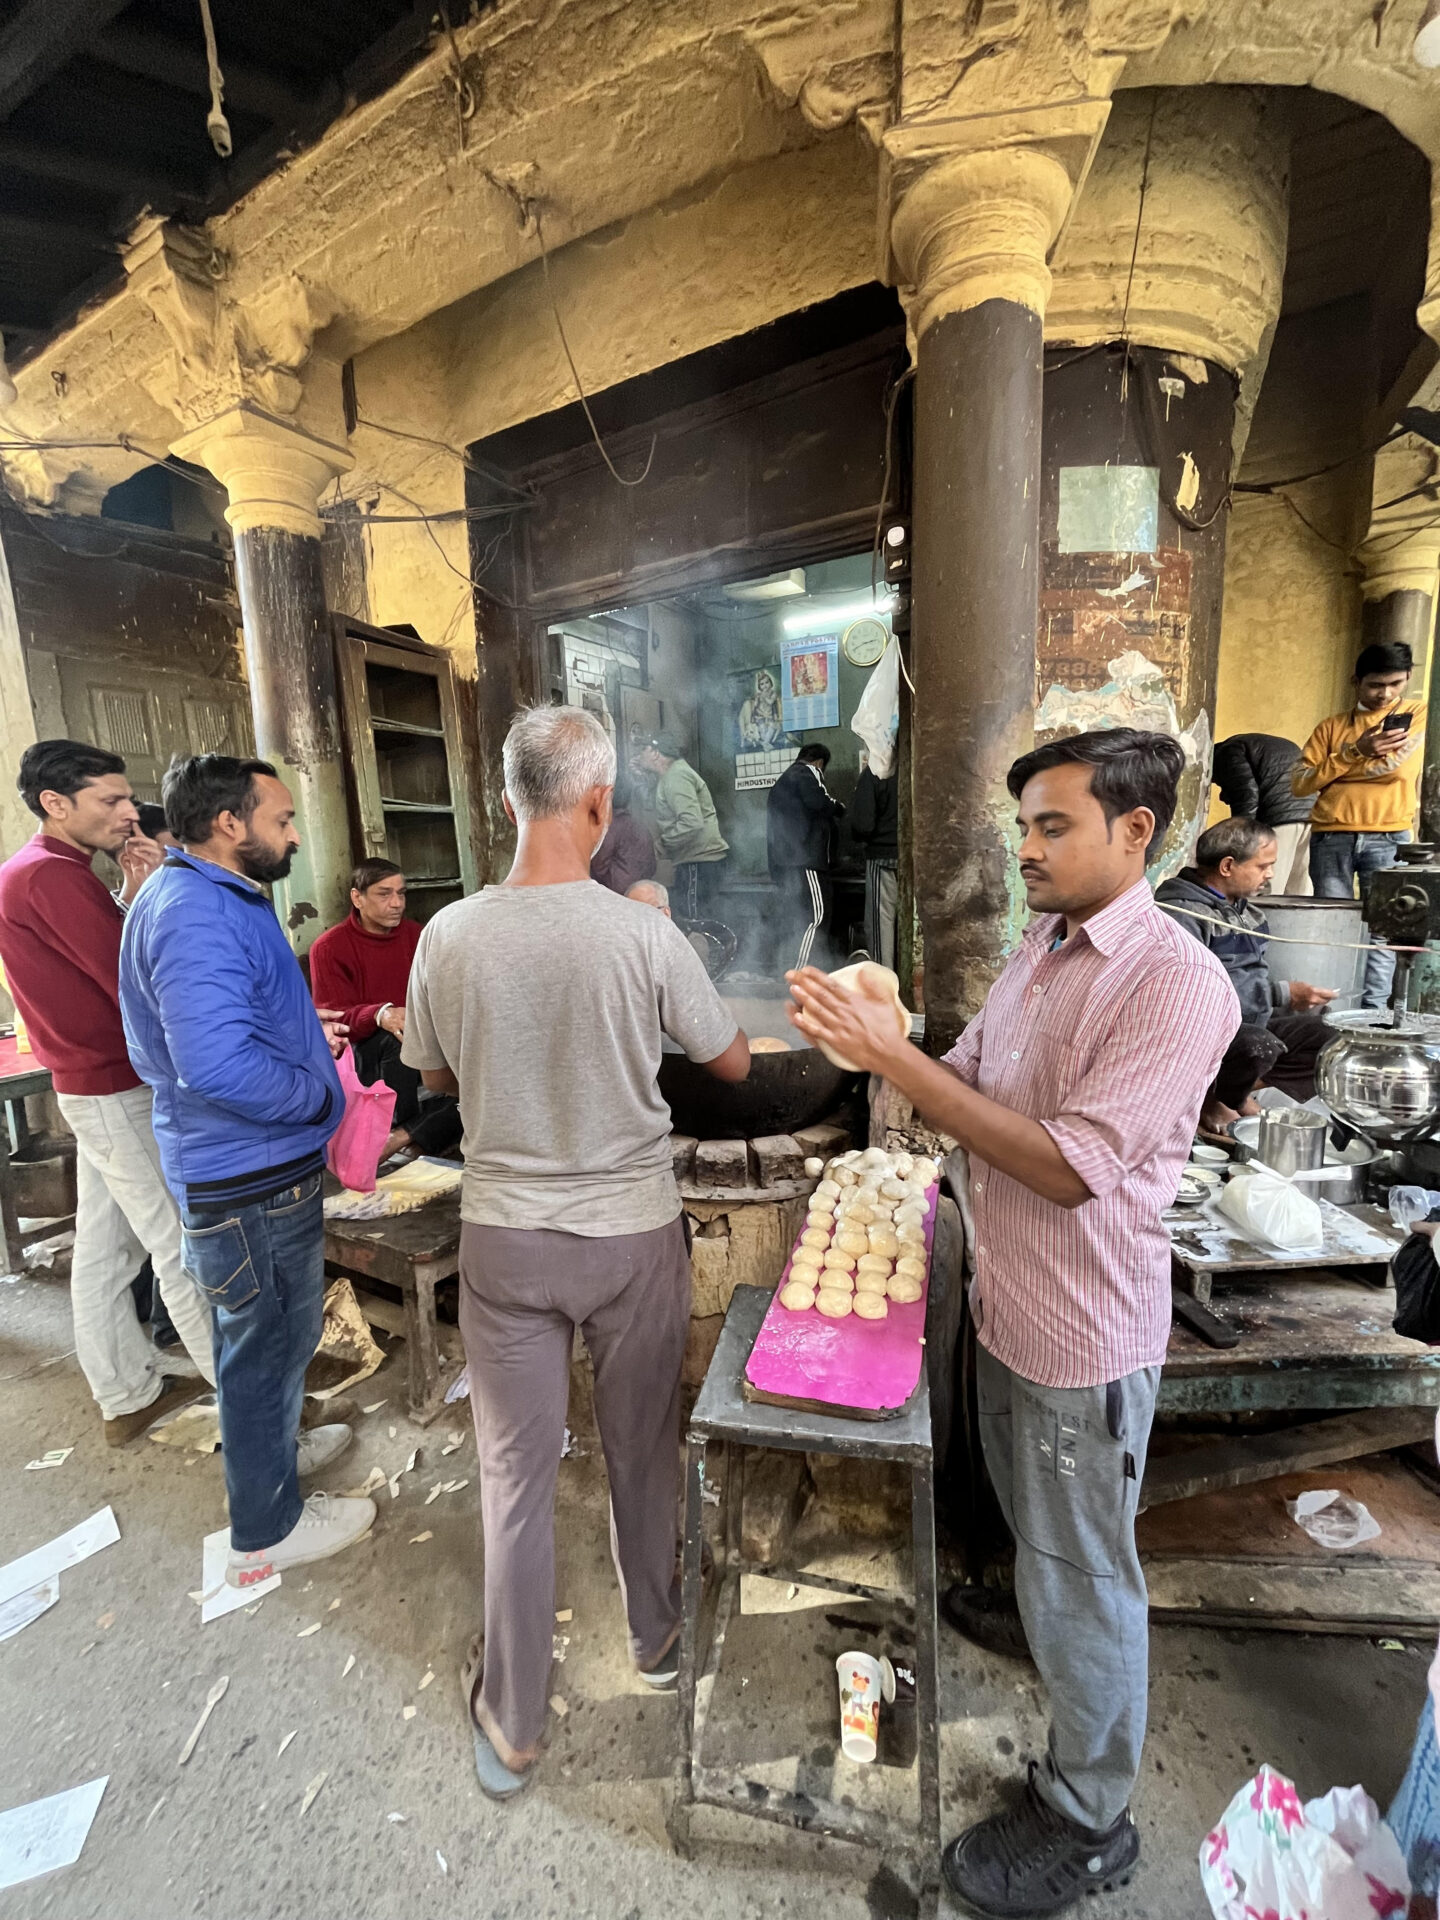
[[0, 740, 215, 1441], [309, 859, 461, 1158]]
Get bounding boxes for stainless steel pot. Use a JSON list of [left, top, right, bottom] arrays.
[[1289, 1162, 1368, 1204], [1257, 1109, 1326, 1175], [1316, 1022, 1440, 1144]]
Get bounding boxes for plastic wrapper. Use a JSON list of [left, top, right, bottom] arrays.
[[1200, 1767, 1409, 1919], [1285, 1489, 1382, 1551], [1216, 1166, 1323, 1252]]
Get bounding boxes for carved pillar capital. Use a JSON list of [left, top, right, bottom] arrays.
[[172, 404, 351, 541]]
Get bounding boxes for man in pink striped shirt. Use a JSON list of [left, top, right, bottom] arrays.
[[789, 728, 1239, 1919]]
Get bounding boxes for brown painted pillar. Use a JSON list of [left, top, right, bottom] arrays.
[[174, 408, 353, 948], [891, 148, 1071, 1053]]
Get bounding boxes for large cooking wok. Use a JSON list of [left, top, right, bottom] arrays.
[[658, 993, 859, 1140]]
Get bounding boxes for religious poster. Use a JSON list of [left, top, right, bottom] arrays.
[[730, 664, 796, 790], [781, 634, 840, 732]]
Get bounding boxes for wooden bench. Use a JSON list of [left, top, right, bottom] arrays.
[[323, 1192, 462, 1422]]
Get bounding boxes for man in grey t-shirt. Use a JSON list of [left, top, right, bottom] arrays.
[[403, 704, 748, 1801]]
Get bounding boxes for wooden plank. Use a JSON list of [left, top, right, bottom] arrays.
[[0, 0, 130, 123], [1167, 1198, 1400, 1277], [1141, 1407, 1436, 1508]]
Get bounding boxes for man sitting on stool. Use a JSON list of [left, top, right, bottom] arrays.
[[308, 859, 461, 1160]]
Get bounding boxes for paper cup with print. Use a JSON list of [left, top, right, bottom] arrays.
[[836, 1650, 883, 1763]]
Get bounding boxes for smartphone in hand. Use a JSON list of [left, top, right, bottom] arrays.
[[1380, 711, 1413, 735]]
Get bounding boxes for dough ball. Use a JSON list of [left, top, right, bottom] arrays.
[[868, 1228, 900, 1259], [860, 1147, 890, 1171], [912, 1158, 939, 1185], [879, 1177, 908, 1201], [843, 1204, 877, 1227], [852, 1292, 888, 1320], [779, 1281, 816, 1311], [897, 1225, 926, 1251], [808, 1200, 836, 1224], [854, 1269, 889, 1295], [894, 1200, 926, 1224], [790, 1248, 823, 1275], [835, 1228, 869, 1257], [822, 1248, 857, 1274], [856, 1252, 893, 1277], [822, 1269, 855, 1293], [895, 1254, 926, 1282], [749, 1035, 791, 1053], [854, 1184, 882, 1207], [803, 1157, 826, 1179], [800, 1227, 831, 1251], [893, 1152, 915, 1177], [815, 1178, 841, 1200], [815, 1287, 854, 1318], [887, 1275, 923, 1304], [840, 1150, 865, 1166], [833, 1166, 858, 1187]]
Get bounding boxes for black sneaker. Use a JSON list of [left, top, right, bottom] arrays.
[[941, 1583, 1034, 1663], [941, 1771, 1139, 1917]]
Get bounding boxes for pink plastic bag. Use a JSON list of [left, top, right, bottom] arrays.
[[325, 1048, 396, 1193]]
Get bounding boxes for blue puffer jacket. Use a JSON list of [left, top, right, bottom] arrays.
[[119, 852, 342, 1208]]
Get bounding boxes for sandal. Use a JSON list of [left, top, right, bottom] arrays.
[[458, 1631, 533, 1801]]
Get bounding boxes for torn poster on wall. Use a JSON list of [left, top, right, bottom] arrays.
[[1038, 549, 1192, 709], [1057, 466, 1160, 554]]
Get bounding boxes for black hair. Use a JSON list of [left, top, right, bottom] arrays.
[[797, 743, 832, 768], [162, 754, 276, 846], [135, 802, 169, 840], [1195, 816, 1276, 871], [1354, 641, 1413, 681], [1006, 727, 1185, 857], [17, 738, 126, 818], [351, 857, 403, 894]]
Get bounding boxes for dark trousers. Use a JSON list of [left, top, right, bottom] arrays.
[[353, 1029, 462, 1157], [772, 865, 832, 972], [181, 1171, 326, 1552], [673, 858, 726, 922]]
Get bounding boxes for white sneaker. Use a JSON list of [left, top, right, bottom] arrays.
[[296, 1423, 352, 1478], [224, 1493, 376, 1589]]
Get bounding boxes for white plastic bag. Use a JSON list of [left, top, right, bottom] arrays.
[[1286, 1489, 1382, 1551], [1217, 1166, 1324, 1252], [849, 638, 900, 778], [1201, 1767, 1409, 1920]]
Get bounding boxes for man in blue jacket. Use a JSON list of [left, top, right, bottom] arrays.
[[120, 754, 377, 1588]]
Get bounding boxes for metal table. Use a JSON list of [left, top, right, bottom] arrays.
[[670, 1282, 942, 1913], [0, 1035, 55, 1274]]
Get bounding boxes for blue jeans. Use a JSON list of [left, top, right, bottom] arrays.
[[1309, 828, 1409, 1008], [1391, 1696, 1440, 1897], [180, 1172, 325, 1552]]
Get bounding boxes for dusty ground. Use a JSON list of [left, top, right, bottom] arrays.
[[0, 1263, 1426, 1920]]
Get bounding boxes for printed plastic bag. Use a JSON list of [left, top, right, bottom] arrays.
[[1217, 1165, 1323, 1253], [1201, 1767, 1409, 1920], [324, 1048, 396, 1194], [1286, 1489, 1382, 1551]]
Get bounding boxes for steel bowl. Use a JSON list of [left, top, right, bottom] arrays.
[[1316, 1024, 1440, 1145]]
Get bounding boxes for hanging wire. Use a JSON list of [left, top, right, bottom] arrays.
[[197, 0, 232, 157], [1115, 94, 1159, 462], [534, 210, 656, 489]]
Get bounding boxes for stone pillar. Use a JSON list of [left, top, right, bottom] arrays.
[[1357, 514, 1440, 842], [890, 147, 1072, 1052], [174, 407, 354, 948], [1042, 88, 1289, 873]]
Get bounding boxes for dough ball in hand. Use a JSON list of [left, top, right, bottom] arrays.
[[816, 1287, 854, 1319], [852, 1292, 888, 1320], [887, 1275, 923, 1304], [779, 1280, 816, 1311]]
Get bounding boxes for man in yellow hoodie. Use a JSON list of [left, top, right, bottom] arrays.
[[1293, 640, 1423, 1007]]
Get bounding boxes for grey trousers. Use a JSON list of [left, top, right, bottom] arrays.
[[458, 1214, 692, 1765], [976, 1341, 1160, 1831]]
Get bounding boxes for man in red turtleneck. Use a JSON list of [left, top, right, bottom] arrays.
[[308, 859, 460, 1158]]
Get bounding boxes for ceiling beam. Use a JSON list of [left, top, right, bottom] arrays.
[[0, 0, 131, 123], [0, 208, 114, 254], [0, 130, 191, 204], [92, 22, 318, 126]]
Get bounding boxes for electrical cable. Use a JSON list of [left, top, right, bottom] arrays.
[[351, 413, 534, 502], [533, 211, 656, 489], [197, 0, 233, 158], [1115, 95, 1159, 462], [1162, 900, 1427, 956]]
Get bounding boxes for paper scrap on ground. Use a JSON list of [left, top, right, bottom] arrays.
[[297, 1622, 321, 1638], [549, 1695, 568, 1718], [402, 1704, 417, 1721], [0, 1776, 107, 1892], [306, 1279, 386, 1401], [444, 1367, 470, 1405], [299, 1772, 327, 1817], [362, 1401, 386, 1415], [387, 1811, 407, 1824], [0, 1506, 119, 1608], [200, 1528, 278, 1624], [21, 1230, 74, 1269], [277, 1731, 296, 1757], [555, 1608, 572, 1624], [418, 1670, 434, 1691], [342, 1655, 355, 1678], [409, 1531, 432, 1545], [25, 1448, 73, 1471], [341, 1466, 386, 1500], [436, 1851, 448, 1875], [388, 1449, 418, 1500], [149, 1395, 220, 1454], [0, 1576, 58, 1643]]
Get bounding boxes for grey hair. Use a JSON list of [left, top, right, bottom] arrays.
[[502, 704, 616, 822], [1194, 815, 1277, 871], [626, 879, 669, 911]]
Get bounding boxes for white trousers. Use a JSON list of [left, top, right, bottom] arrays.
[[56, 1084, 215, 1418], [1267, 822, 1313, 896]]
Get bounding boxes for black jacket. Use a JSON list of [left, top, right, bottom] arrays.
[[767, 759, 844, 873], [848, 768, 898, 862], [1154, 868, 1287, 1028], [1212, 734, 1313, 827]]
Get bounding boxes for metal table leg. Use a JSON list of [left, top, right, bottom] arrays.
[[668, 1431, 707, 1858], [911, 1455, 942, 1916]]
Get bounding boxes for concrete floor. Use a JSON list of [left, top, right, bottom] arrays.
[[0, 1264, 1426, 1920]]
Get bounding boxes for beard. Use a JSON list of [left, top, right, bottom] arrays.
[[237, 834, 294, 884]]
